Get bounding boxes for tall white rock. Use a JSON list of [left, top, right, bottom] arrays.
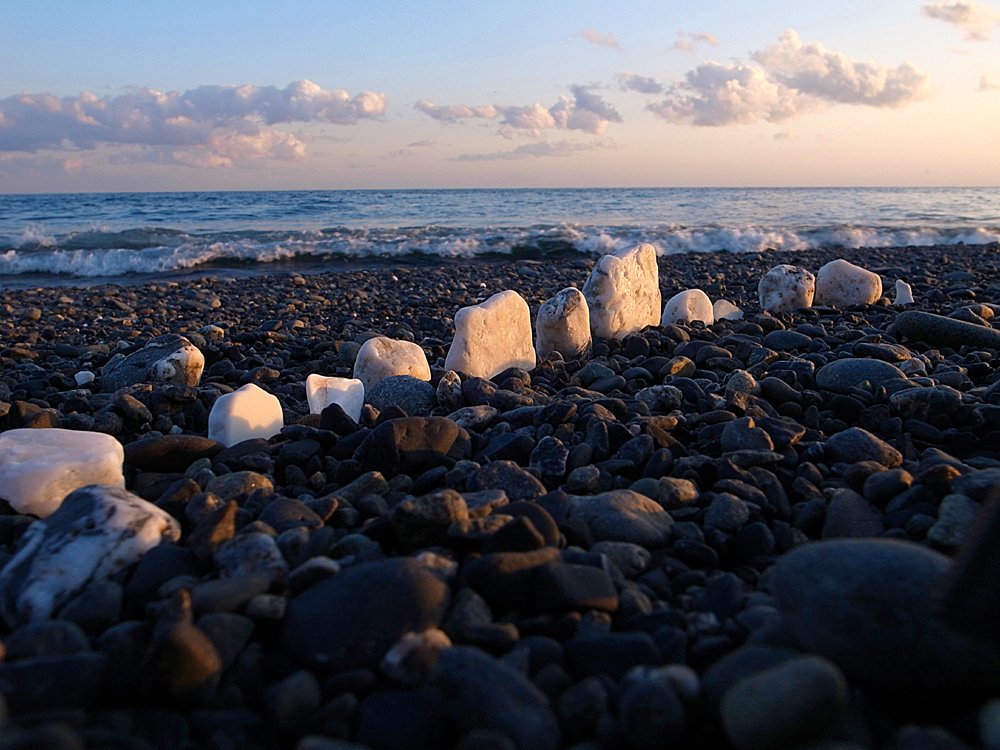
[[353, 337, 431, 394], [445, 290, 536, 380], [305, 374, 365, 422], [582, 244, 661, 340], [208, 383, 284, 447], [661, 290, 715, 326], [0, 428, 125, 518], [815, 259, 883, 307], [536, 287, 591, 360], [895, 280, 915, 306], [758, 265, 816, 312]]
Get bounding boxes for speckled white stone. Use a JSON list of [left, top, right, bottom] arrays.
[[208, 383, 284, 447], [353, 337, 431, 394], [661, 289, 715, 326], [305, 374, 365, 421], [445, 290, 536, 379], [582, 244, 661, 340], [815, 259, 882, 307], [535, 287, 591, 359], [713, 299, 744, 321], [0, 428, 125, 518], [758, 265, 816, 312], [895, 279, 915, 306]]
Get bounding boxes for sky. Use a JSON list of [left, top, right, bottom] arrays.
[[0, 0, 998, 192]]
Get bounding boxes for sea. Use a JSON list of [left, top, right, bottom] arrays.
[[0, 187, 997, 289]]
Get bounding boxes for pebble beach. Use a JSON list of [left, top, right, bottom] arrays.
[[2, 240, 1000, 750]]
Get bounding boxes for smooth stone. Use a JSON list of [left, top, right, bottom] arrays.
[[0, 485, 180, 626], [892, 310, 1000, 349], [353, 336, 431, 394], [590, 541, 652, 578], [758, 265, 815, 312], [826, 427, 902, 468], [582, 243, 661, 341], [821, 488, 884, 538], [705, 494, 750, 533], [701, 645, 800, 709], [536, 287, 591, 360], [814, 259, 882, 307], [367, 375, 438, 417], [436, 371, 464, 412], [124, 435, 224, 473], [445, 290, 536, 380], [0, 428, 125, 518], [890, 385, 963, 421], [895, 279, 915, 305], [100, 334, 204, 391], [205, 471, 273, 501], [214, 532, 289, 583], [618, 667, 686, 748], [468, 460, 547, 501], [661, 289, 714, 326], [0, 652, 108, 713], [714, 299, 744, 321], [927, 493, 979, 547], [354, 417, 472, 475], [763, 330, 812, 351], [391, 489, 470, 548], [815, 358, 906, 394], [951, 468, 1000, 501], [635, 385, 683, 413], [566, 490, 674, 546], [208, 383, 284, 447], [305, 375, 364, 422], [721, 417, 775, 453]]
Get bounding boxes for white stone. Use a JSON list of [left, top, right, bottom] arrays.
[[535, 287, 591, 359], [895, 279, 915, 305], [0, 484, 180, 625], [814, 258, 883, 307], [74, 371, 95, 386], [353, 337, 431, 394], [713, 299, 744, 321], [208, 383, 284, 447], [0, 428, 125, 518], [305, 374, 364, 421], [661, 289, 715, 326], [758, 264, 816, 312], [444, 290, 536, 380], [100, 334, 204, 391], [582, 244, 661, 340]]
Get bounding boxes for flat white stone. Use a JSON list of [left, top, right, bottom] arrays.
[[353, 337, 431, 394], [661, 289, 715, 326], [713, 299, 744, 321], [445, 290, 536, 380], [208, 383, 284, 447], [535, 287, 591, 359], [305, 374, 364, 421], [0, 428, 125, 518], [758, 264, 816, 312], [74, 371, 95, 386], [582, 244, 661, 340], [895, 279, 915, 305], [0, 484, 180, 625], [815, 259, 883, 307]]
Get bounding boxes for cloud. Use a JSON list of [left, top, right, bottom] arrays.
[[414, 100, 498, 121], [672, 31, 720, 52], [577, 29, 621, 50], [617, 71, 665, 94], [0, 80, 387, 167], [0, 153, 88, 176], [407, 139, 439, 148], [922, 0, 1000, 40], [979, 73, 1000, 90], [646, 30, 929, 126], [452, 139, 605, 161]]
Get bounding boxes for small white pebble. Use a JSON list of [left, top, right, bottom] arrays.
[[75, 371, 95, 386]]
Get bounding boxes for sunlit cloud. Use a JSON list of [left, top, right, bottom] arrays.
[[452, 139, 608, 161], [577, 29, 621, 50], [672, 31, 720, 52], [922, 0, 1000, 40], [979, 73, 1000, 90]]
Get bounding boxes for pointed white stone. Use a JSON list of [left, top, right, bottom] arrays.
[[713, 299, 744, 321], [305, 374, 364, 421], [758, 264, 816, 312], [208, 383, 284, 447], [0, 428, 125, 518], [814, 259, 883, 307], [353, 337, 431, 394], [445, 290, 536, 380], [536, 287, 591, 360], [895, 279, 915, 306], [661, 289, 715, 326], [582, 244, 661, 340]]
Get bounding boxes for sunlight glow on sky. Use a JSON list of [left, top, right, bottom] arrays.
[[1, 0, 998, 192]]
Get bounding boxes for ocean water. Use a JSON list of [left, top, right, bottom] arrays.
[[0, 187, 997, 288]]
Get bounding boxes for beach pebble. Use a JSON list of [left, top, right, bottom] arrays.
[[758, 265, 815, 312], [208, 383, 284, 447], [895, 279, 915, 305], [619, 666, 687, 748], [582, 243, 661, 340], [661, 289, 715, 326], [0, 428, 125, 518], [892, 310, 1000, 349], [305, 374, 364, 421], [124, 434, 223, 472], [354, 416, 472, 475], [826, 427, 902, 468], [0, 484, 180, 626], [445, 290, 536, 380], [814, 259, 882, 307], [215, 532, 289, 583], [367, 375, 437, 416], [927, 493, 979, 547], [815, 358, 906, 394], [566, 490, 674, 546], [381, 628, 452, 685], [391, 489, 470, 548], [714, 299, 744, 321], [536, 287, 591, 360], [436, 370, 464, 411], [353, 336, 431, 393], [100, 333, 204, 391]]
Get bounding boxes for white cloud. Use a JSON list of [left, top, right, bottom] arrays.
[[672, 31, 720, 52], [414, 100, 498, 121], [577, 29, 621, 50], [407, 139, 440, 148], [922, 0, 1000, 40], [453, 139, 605, 161], [979, 73, 1000, 90], [0, 80, 386, 167], [617, 71, 665, 94]]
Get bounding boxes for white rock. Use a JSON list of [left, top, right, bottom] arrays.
[[208, 383, 284, 447], [0, 429, 125, 518], [0, 484, 180, 625], [814, 258, 883, 307], [582, 244, 661, 340], [100, 333, 204, 391], [713, 299, 743, 321], [661, 289, 715, 326], [535, 287, 591, 359], [74, 371, 95, 386], [444, 290, 536, 380], [895, 279, 915, 305], [353, 337, 431, 394], [758, 264, 816, 312], [305, 374, 364, 421]]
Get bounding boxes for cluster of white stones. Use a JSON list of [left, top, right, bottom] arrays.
[[758, 258, 912, 312]]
